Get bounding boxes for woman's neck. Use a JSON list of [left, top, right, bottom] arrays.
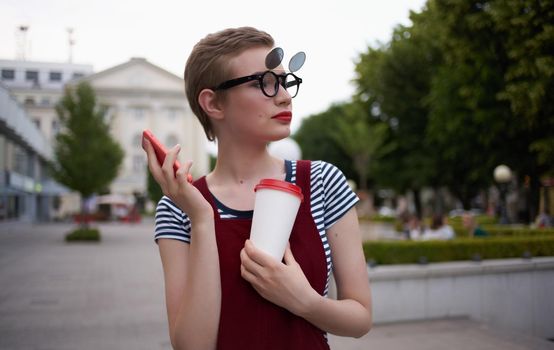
[[209, 139, 285, 188]]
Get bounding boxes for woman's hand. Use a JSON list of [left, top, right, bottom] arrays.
[[240, 240, 319, 316], [143, 138, 212, 223]]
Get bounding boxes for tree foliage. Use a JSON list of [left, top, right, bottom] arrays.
[[293, 103, 357, 183], [51, 82, 124, 216], [302, 0, 553, 221], [424, 0, 553, 218], [328, 102, 390, 191], [147, 167, 163, 204]]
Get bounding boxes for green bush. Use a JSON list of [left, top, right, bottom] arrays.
[[362, 215, 397, 223], [452, 225, 554, 238], [363, 236, 554, 265], [65, 228, 101, 242]]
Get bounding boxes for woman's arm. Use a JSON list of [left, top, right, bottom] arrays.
[[240, 207, 372, 338], [300, 207, 372, 337], [144, 140, 220, 349], [159, 219, 220, 350]]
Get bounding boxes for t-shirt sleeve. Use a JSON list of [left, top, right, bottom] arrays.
[[154, 196, 191, 244], [320, 161, 359, 230]]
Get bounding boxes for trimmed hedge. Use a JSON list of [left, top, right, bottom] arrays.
[[65, 228, 101, 242], [363, 215, 397, 223], [452, 225, 554, 238], [448, 215, 498, 226], [363, 236, 554, 265]]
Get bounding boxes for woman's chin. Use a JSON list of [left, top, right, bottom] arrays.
[[268, 128, 291, 142]]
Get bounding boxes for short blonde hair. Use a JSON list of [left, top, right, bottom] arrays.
[[184, 27, 274, 141]]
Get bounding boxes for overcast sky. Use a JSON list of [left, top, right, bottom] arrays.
[[1, 0, 427, 132]]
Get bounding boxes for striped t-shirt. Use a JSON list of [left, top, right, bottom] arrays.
[[154, 160, 359, 296]]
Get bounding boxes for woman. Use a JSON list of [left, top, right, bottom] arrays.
[[143, 27, 372, 350], [422, 214, 455, 240]]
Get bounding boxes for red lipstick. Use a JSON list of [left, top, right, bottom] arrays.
[[272, 111, 292, 122]]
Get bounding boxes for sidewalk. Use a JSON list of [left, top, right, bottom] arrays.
[[1, 220, 553, 350]]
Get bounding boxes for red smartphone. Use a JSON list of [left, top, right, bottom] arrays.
[[142, 129, 192, 183]]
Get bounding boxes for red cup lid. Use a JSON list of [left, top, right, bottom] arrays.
[[254, 179, 303, 202]]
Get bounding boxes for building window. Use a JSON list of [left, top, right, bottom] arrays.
[[72, 72, 84, 79], [100, 104, 113, 123], [25, 70, 39, 83], [132, 107, 145, 119], [52, 120, 60, 135], [167, 108, 180, 120], [49, 71, 62, 81], [32, 118, 40, 129], [24, 97, 35, 106], [1, 69, 15, 80], [13, 145, 29, 175], [132, 154, 146, 173], [40, 97, 50, 106], [166, 134, 178, 147], [132, 133, 142, 147]]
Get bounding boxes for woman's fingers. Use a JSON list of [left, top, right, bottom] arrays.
[[283, 244, 296, 266], [176, 160, 194, 185], [162, 144, 181, 179], [244, 240, 276, 266], [240, 247, 261, 276], [240, 240, 282, 282]]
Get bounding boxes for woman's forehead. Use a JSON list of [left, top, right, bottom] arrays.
[[227, 46, 280, 75]]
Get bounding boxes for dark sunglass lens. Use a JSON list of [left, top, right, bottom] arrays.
[[288, 52, 306, 72], [265, 47, 284, 70]]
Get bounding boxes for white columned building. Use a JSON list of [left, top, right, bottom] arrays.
[[81, 57, 209, 196], [1, 57, 209, 219]]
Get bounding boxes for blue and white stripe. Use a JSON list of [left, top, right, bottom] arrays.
[[154, 160, 359, 296]]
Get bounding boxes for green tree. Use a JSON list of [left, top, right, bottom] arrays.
[[293, 104, 357, 183], [329, 102, 389, 191], [353, 0, 553, 220], [491, 0, 554, 217], [425, 0, 553, 220], [147, 168, 163, 205], [354, 18, 441, 216], [50, 82, 124, 227]]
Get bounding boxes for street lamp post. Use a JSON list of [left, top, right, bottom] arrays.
[[494, 165, 512, 224]]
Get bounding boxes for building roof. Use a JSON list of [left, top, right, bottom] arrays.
[[78, 57, 184, 94]]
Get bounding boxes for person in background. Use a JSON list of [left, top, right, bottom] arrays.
[[422, 213, 455, 240], [463, 212, 488, 237], [535, 210, 553, 228], [407, 214, 424, 240]]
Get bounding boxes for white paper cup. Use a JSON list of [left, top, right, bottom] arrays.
[[249, 179, 304, 261]]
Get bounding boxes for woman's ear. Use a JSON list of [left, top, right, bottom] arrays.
[[198, 89, 224, 120]]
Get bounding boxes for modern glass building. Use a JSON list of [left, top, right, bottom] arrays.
[[0, 82, 63, 221]]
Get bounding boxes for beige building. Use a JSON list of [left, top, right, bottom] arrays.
[[82, 57, 209, 196], [0, 59, 93, 145], [1, 57, 209, 217]]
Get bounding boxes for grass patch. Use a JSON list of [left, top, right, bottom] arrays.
[[65, 228, 101, 242]]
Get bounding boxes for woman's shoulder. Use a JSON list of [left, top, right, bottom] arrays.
[[156, 196, 187, 218], [295, 159, 344, 176]]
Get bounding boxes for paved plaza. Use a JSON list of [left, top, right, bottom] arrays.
[[1, 219, 553, 350]]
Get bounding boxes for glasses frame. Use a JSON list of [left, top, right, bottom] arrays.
[[213, 70, 302, 98]]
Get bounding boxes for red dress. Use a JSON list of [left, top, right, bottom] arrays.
[[194, 160, 330, 350]]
